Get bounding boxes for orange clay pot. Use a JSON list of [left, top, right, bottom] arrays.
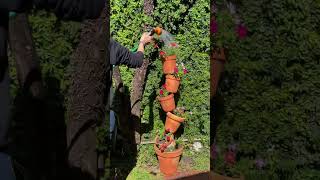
[[165, 112, 185, 133], [154, 138, 183, 176], [165, 75, 180, 93], [162, 55, 177, 74], [158, 94, 175, 112]]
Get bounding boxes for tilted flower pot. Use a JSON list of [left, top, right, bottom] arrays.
[[211, 47, 226, 97], [162, 55, 177, 74], [211, 172, 245, 180], [154, 139, 184, 176], [158, 94, 175, 112], [165, 112, 185, 133], [165, 75, 180, 93]]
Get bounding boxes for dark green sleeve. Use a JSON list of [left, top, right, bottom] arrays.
[[110, 38, 144, 68]]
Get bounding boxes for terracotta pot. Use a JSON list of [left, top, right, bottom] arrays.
[[212, 48, 227, 62], [162, 55, 177, 74], [154, 140, 184, 176], [210, 172, 244, 180], [158, 94, 175, 112], [165, 75, 180, 93], [165, 112, 185, 133], [211, 48, 226, 98]]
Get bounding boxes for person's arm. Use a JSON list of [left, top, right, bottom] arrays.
[[110, 33, 153, 68], [110, 39, 144, 68]]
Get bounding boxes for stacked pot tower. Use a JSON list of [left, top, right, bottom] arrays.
[[154, 37, 188, 176]]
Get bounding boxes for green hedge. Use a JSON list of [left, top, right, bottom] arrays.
[[111, 0, 210, 170], [215, 0, 320, 179]]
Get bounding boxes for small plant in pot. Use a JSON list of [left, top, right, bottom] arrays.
[[158, 84, 175, 112], [165, 107, 191, 133], [211, 7, 248, 61], [154, 129, 184, 176], [160, 42, 180, 74], [211, 144, 244, 180], [165, 63, 189, 93]]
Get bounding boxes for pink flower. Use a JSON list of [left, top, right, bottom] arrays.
[[174, 67, 179, 73], [159, 89, 164, 95], [159, 51, 166, 56], [183, 69, 188, 74], [210, 18, 218, 34], [236, 24, 248, 39], [211, 144, 218, 160], [170, 42, 177, 47], [224, 150, 236, 166], [255, 159, 266, 169], [162, 84, 167, 89], [166, 136, 171, 142]]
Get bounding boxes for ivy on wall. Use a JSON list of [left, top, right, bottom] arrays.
[[215, 0, 320, 179], [111, 0, 210, 143]]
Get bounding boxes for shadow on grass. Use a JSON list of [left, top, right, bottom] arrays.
[[8, 70, 89, 179], [109, 81, 138, 179]]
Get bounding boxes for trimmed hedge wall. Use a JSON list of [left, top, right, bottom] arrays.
[[214, 0, 320, 179], [111, 0, 210, 144]]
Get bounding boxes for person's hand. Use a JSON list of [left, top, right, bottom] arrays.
[[140, 32, 153, 45]]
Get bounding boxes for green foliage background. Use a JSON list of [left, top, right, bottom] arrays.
[[214, 0, 320, 179], [111, 0, 210, 172]]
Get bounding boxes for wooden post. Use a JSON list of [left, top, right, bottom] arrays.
[[130, 0, 154, 145]]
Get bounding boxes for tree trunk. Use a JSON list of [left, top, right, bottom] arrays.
[[0, 12, 10, 149], [66, 5, 108, 180], [130, 0, 154, 145], [8, 13, 44, 99], [112, 66, 131, 136]]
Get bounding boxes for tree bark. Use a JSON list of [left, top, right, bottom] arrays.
[[8, 13, 44, 99], [130, 0, 154, 145], [0, 13, 10, 149], [112, 66, 130, 136], [66, 4, 108, 179]]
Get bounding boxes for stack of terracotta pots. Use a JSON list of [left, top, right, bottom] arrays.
[[155, 54, 185, 176]]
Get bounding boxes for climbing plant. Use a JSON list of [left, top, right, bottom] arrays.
[[214, 0, 320, 179], [111, 0, 210, 143], [111, 0, 210, 172]]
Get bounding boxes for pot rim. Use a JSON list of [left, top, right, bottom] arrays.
[[167, 112, 185, 123], [154, 138, 184, 158], [163, 55, 177, 61], [165, 74, 181, 81], [158, 93, 174, 101]]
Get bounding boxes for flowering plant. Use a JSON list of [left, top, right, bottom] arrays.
[[173, 106, 192, 120], [211, 144, 242, 177], [158, 84, 170, 97], [211, 2, 248, 49], [156, 129, 177, 153], [160, 41, 180, 57], [172, 63, 188, 78]]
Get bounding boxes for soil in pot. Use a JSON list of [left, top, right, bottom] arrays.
[[162, 55, 177, 74], [165, 75, 180, 93], [154, 142, 184, 176], [158, 94, 175, 112], [165, 112, 185, 133]]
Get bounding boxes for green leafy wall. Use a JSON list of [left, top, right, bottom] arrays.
[[111, 0, 210, 170], [111, 0, 210, 143], [215, 0, 320, 179]]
